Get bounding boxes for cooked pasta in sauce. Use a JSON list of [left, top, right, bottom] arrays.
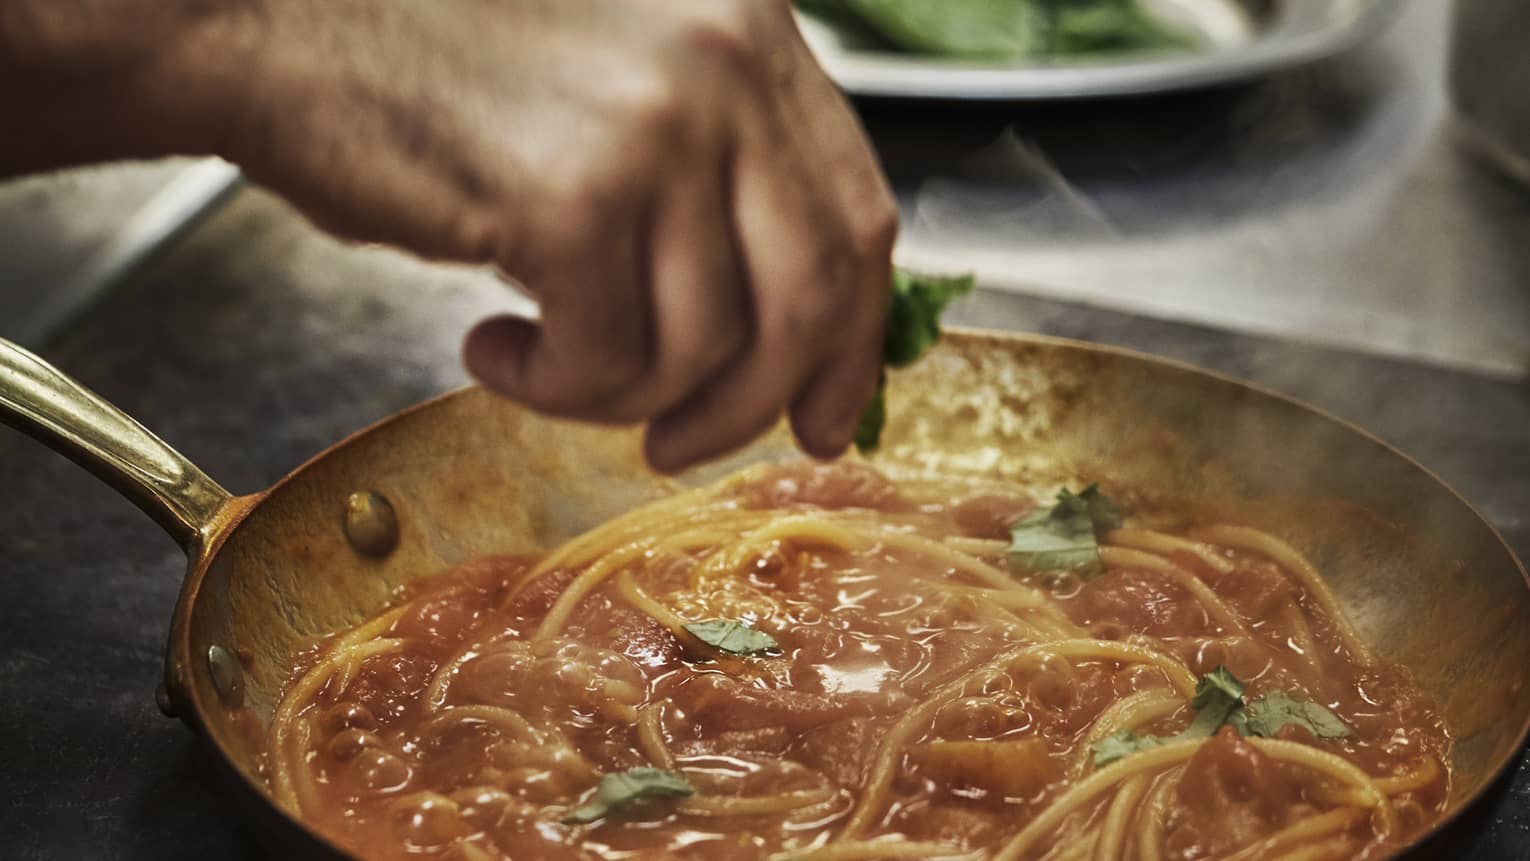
[[264, 463, 1449, 860]]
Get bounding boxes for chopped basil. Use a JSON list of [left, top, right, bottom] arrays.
[[1093, 728, 1167, 765], [1091, 668, 1353, 767], [562, 768, 694, 824], [684, 620, 780, 656], [1183, 666, 1246, 738], [1007, 484, 1123, 576], [1243, 690, 1353, 740], [854, 269, 974, 454], [1093, 665, 1240, 767], [884, 269, 976, 369], [1070, 484, 1124, 531]]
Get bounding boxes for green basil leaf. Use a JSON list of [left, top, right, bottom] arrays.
[[1184, 665, 1246, 738], [1048, 0, 1197, 55], [1006, 505, 1100, 574], [684, 620, 780, 656], [562, 768, 694, 824], [854, 269, 974, 453], [853, 379, 888, 455], [1226, 708, 1252, 738], [1071, 484, 1124, 531], [1190, 665, 1246, 709], [884, 269, 976, 369], [1092, 728, 1167, 767], [1243, 691, 1353, 740], [1007, 484, 1123, 575], [838, 0, 1047, 60], [1091, 666, 1249, 767]]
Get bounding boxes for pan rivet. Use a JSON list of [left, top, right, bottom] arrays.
[[345, 491, 400, 558], [155, 682, 178, 718], [207, 645, 244, 705]]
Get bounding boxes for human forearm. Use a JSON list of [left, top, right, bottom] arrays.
[[0, 0, 260, 176]]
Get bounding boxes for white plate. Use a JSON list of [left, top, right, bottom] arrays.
[[798, 0, 1399, 100]]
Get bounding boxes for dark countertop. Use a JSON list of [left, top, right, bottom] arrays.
[[3, 3, 1530, 857]]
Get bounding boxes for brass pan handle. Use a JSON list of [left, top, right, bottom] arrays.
[[0, 338, 231, 550]]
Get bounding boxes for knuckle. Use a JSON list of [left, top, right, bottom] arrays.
[[681, 2, 757, 55], [617, 73, 687, 139]]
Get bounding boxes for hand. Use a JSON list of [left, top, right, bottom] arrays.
[[225, 0, 898, 472]]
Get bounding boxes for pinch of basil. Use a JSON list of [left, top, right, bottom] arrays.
[[853, 269, 974, 454]]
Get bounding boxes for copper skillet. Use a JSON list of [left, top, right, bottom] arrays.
[[1, 329, 1526, 859]]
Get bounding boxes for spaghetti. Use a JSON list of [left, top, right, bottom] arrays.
[[263, 462, 1449, 860]]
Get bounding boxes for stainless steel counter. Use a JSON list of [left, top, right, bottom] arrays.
[[0, 160, 240, 345]]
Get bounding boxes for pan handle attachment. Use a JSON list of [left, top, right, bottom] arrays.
[[0, 339, 232, 550]]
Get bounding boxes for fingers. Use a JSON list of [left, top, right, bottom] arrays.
[[464, 0, 898, 474], [465, 58, 749, 428], [643, 121, 862, 472], [594, 164, 750, 424], [787, 308, 886, 459], [776, 30, 899, 456], [781, 25, 898, 234], [462, 203, 652, 418]]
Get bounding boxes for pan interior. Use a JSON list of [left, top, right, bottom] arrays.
[[176, 332, 1530, 847]]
